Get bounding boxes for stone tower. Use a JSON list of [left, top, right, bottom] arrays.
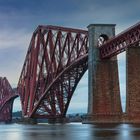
[[87, 24, 122, 123]]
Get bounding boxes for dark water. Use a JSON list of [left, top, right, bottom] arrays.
[[1, 123, 140, 140]]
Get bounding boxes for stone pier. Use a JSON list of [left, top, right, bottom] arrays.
[[86, 24, 122, 123], [126, 46, 140, 123]]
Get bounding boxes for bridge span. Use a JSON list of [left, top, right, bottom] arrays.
[[0, 77, 18, 123], [1, 22, 140, 123]]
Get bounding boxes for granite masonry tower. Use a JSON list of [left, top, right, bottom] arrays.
[[87, 24, 122, 123]]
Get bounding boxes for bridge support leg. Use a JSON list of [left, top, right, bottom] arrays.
[[20, 117, 37, 124], [47, 118, 69, 124], [126, 47, 140, 123], [85, 24, 122, 123]]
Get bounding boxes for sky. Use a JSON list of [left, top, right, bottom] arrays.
[[0, 0, 139, 113]]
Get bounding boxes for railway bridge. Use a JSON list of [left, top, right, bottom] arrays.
[[1, 22, 140, 123]]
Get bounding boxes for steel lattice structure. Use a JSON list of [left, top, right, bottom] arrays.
[[0, 77, 18, 122], [100, 22, 140, 58], [18, 25, 88, 118], [17, 22, 140, 120]]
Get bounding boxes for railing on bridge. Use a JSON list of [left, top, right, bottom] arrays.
[[100, 22, 140, 58]]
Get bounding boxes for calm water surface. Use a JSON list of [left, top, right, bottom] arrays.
[[0, 123, 140, 140]]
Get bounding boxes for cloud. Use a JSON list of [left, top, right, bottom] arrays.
[[0, 29, 31, 50], [56, 0, 140, 32], [0, 29, 32, 86]]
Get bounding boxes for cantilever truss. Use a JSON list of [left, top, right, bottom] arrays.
[[0, 77, 18, 122], [18, 25, 88, 118]]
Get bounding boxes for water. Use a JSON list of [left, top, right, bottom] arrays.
[[1, 123, 140, 140]]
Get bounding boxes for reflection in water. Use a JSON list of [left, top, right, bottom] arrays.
[[0, 123, 140, 140], [132, 130, 140, 136], [93, 123, 120, 129], [93, 130, 118, 137]]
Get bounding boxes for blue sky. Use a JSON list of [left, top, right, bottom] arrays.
[[0, 0, 139, 113]]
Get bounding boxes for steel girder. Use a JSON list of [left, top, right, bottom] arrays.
[[0, 77, 18, 122], [100, 22, 140, 58], [18, 25, 88, 118]]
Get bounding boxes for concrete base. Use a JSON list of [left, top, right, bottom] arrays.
[[125, 114, 140, 123], [19, 117, 37, 124], [83, 114, 122, 124], [47, 118, 69, 124], [83, 113, 140, 124]]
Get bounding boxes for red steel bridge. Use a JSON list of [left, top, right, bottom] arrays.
[[1, 22, 140, 122], [0, 77, 18, 122]]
